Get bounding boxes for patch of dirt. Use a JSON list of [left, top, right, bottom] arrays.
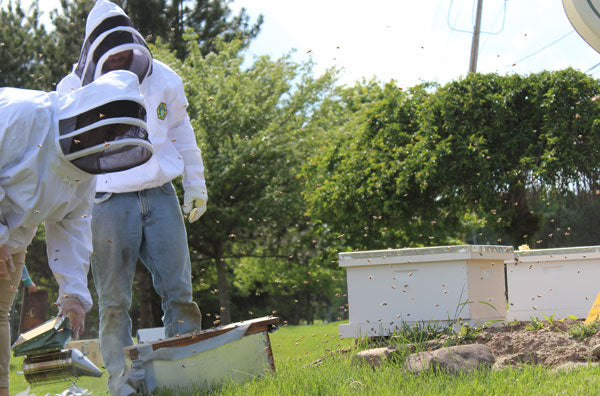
[[365, 319, 600, 370], [470, 319, 600, 369]]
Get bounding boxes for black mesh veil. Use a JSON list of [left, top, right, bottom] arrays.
[[75, 15, 152, 86], [58, 100, 152, 174]]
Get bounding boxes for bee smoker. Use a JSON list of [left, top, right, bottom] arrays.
[[12, 316, 103, 384]]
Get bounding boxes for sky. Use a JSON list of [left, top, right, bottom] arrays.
[[13, 0, 600, 88]]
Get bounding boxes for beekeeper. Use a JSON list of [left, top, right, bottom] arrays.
[[57, 1, 206, 393], [0, 69, 153, 395]]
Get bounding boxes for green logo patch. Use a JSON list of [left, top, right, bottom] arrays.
[[157, 102, 167, 120]]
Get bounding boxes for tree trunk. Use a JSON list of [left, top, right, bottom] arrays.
[[304, 290, 313, 324], [507, 184, 540, 246], [215, 242, 231, 324]]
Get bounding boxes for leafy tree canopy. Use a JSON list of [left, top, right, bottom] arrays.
[[151, 32, 338, 323], [302, 69, 600, 248]]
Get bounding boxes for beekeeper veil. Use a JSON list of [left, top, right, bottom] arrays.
[[58, 70, 153, 174], [75, 0, 152, 86]]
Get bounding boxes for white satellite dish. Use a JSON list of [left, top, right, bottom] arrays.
[[563, 0, 600, 53]]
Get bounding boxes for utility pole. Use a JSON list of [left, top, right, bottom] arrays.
[[469, 0, 484, 73]]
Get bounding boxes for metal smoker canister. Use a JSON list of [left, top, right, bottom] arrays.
[[23, 348, 103, 384]]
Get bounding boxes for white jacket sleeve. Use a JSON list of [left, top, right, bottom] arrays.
[[44, 182, 95, 312], [0, 120, 10, 246], [56, 73, 82, 94], [167, 75, 206, 191]]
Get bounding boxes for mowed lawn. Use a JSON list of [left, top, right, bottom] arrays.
[[10, 321, 600, 395]]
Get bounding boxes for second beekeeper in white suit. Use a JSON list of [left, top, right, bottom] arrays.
[[56, 1, 207, 393]]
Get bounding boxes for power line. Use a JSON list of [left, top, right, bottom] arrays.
[[480, 0, 509, 57], [448, 0, 473, 34], [448, 0, 507, 35], [431, 0, 444, 33], [498, 30, 575, 71], [585, 62, 600, 73], [480, 0, 507, 36], [440, 11, 457, 70]]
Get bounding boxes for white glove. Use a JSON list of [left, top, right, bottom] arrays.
[[183, 186, 208, 223]]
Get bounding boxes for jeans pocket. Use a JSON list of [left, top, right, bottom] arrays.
[[94, 192, 113, 205], [159, 182, 177, 195]]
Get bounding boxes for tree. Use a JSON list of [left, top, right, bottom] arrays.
[[225, 208, 349, 325], [119, 0, 169, 42], [185, 0, 262, 58], [301, 80, 467, 250], [46, 0, 94, 89], [526, 189, 600, 249], [0, 0, 52, 90], [151, 33, 337, 324], [106, 0, 261, 59], [302, 69, 600, 250], [414, 69, 600, 246]]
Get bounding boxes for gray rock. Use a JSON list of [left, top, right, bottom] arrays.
[[404, 350, 435, 373], [405, 344, 494, 374], [592, 344, 600, 359], [430, 344, 495, 374], [353, 347, 394, 368]]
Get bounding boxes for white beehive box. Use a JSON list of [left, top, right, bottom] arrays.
[[339, 245, 513, 338], [123, 316, 278, 393], [506, 246, 600, 321]]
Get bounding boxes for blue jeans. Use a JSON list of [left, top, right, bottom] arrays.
[[90, 182, 201, 392]]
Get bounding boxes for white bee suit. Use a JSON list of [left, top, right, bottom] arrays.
[[0, 70, 153, 312], [57, 4, 205, 394], [57, 0, 207, 205]]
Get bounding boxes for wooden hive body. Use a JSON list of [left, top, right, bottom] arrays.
[[123, 316, 279, 392]]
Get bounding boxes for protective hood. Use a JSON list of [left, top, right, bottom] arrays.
[[74, 0, 152, 86], [57, 70, 153, 174]]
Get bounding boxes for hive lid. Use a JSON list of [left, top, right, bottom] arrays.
[[512, 245, 600, 262], [515, 245, 600, 256], [339, 245, 514, 267], [124, 316, 279, 361], [12, 316, 72, 357]]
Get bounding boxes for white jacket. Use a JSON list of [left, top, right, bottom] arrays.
[[57, 0, 207, 196], [0, 70, 153, 312]]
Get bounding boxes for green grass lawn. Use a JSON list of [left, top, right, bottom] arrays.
[[11, 321, 600, 395]]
